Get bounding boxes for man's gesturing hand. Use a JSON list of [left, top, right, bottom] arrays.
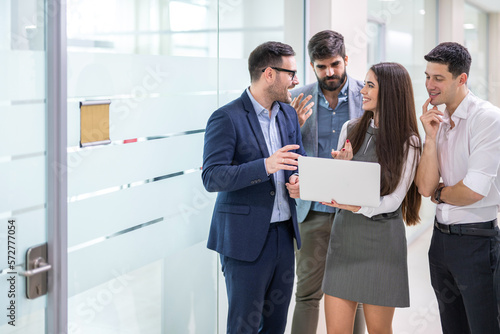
[[291, 93, 314, 127], [266, 144, 301, 174]]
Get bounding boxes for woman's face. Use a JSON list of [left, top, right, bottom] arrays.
[[360, 69, 379, 112]]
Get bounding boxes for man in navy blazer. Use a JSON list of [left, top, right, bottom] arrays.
[[202, 41, 306, 334]]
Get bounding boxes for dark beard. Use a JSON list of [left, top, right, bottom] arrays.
[[318, 71, 347, 92]]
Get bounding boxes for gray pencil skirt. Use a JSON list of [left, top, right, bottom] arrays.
[[322, 208, 410, 307]]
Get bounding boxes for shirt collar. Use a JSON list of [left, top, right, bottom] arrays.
[[246, 87, 280, 117], [317, 79, 350, 101], [449, 90, 472, 120], [442, 91, 471, 129]]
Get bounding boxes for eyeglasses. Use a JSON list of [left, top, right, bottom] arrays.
[[262, 67, 297, 81]]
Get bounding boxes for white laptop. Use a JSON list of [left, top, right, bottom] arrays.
[[298, 156, 381, 207]]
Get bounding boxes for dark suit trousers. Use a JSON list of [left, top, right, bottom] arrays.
[[429, 225, 500, 334], [220, 220, 295, 334]]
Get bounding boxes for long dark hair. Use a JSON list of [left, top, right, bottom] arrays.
[[348, 62, 422, 226]]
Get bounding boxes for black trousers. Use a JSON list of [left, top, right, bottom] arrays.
[[429, 224, 500, 334]]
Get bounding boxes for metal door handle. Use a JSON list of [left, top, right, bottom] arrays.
[[19, 258, 52, 277]]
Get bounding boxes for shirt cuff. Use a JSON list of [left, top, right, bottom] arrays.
[[463, 170, 494, 196], [264, 158, 270, 176], [355, 206, 371, 217]]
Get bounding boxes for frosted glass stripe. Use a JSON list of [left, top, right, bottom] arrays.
[[67, 94, 215, 147], [0, 51, 45, 101], [67, 133, 203, 196], [0, 104, 46, 157], [67, 130, 205, 153], [11, 99, 45, 105], [0, 156, 45, 213], [219, 58, 249, 91], [68, 218, 164, 253], [0, 204, 45, 220], [67, 53, 217, 98], [0, 152, 45, 164], [67, 167, 199, 203], [68, 211, 213, 297], [68, 171, 216, 248]]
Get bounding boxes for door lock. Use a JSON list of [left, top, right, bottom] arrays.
[[19, 243, 51, 299]]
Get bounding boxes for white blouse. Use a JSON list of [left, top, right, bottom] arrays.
[[337, 119, 420, 218]]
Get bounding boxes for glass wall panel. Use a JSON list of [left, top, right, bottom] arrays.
[[366, 20, 384, 66], [0, 1, 47, 333], [219, 0, 306, 105], [66, 0, 218, 332], [367, 0, 437, 109], [367, 0, 438, 240], [464, 3, 489, 100]]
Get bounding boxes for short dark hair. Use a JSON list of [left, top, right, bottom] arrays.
[[424, 42, 472, 78], [308, 30, 345, 63], [248, 41, 295, 82]]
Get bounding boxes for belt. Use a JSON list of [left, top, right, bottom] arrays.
[[270, 218, 292, 228], [434, 218, 498, 237]]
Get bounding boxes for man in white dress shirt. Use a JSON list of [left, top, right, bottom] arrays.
[[416, 42, 500, 334]]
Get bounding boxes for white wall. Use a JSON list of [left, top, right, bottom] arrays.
[[489, 13, 500, 107], [306, 0, 368, 83]]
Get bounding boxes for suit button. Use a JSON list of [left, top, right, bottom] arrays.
[[257, 179, 261, 182], [270, 191, 275, 196]]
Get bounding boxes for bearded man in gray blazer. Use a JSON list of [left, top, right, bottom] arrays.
[[289, 30, 366, 334]]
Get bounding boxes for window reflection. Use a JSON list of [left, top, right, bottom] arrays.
[[67, 0, 217, 57], [366, 0, 437, 113], [464, 3, 489, 100]]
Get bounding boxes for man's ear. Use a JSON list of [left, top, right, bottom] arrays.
[[262, 67, 275, 83], [310, 61, 315, 70], [458, 73, 468, 86], [344, 55, 349, 67]]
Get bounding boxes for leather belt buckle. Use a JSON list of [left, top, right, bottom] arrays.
[[435, 220, 450, 234]]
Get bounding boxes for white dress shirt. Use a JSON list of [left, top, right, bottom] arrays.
[[435, 91, 500, 225], [337, 119, 420, 218]]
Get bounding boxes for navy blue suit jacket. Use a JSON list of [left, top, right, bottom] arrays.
[[202, 91, 305, 262]]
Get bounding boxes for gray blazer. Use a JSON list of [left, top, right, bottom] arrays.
[[291, 74, 364, 222]]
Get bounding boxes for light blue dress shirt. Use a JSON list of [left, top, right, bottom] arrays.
[[246, 88, 291, 223], [311, 82, 350, 213]]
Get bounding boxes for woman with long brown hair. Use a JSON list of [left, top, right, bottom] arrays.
[[321, 62, 422, 333]]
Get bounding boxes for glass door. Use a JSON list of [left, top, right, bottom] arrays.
[[65, 0, 219, 332], [1, 0, 67, 333]]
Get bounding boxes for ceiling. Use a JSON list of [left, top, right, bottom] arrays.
[[466, 0, 500, 12]]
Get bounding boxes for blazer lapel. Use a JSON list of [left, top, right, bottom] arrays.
[[242, 91, 270, 158], [276, 104, 293, 181]]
